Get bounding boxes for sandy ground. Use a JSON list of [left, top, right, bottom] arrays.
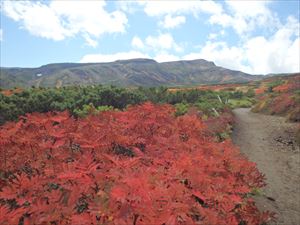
[[232, 108, 300, 225]]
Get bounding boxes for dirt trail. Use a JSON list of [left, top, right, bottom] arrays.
[[232, 108, 300, 225]]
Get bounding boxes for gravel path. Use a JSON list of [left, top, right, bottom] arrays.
[[232, 108, 300, 225]]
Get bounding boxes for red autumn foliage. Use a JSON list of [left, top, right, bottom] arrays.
[[270, 93, 296, 115], [273, 78, 300, 93], [273, 83, 290, 93], [0, 88, 23, 96], [168, 83, 241, 93], [204, 109, 234, 138], [0, 103, 273, 225], [254, 87, 267, 95]]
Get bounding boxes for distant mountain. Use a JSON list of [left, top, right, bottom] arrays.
[[0, 58, 263, 88]]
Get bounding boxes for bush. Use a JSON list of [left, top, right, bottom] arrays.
[[0, 103, 272, 224], [228, 98, 254, 108], [174, 102, 189, 116], [195, 100, 225, 116], [1, 85, 248, 125], [73, 104, 115, 118]]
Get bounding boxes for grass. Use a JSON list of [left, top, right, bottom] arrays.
[[228, 98, 255, 108]]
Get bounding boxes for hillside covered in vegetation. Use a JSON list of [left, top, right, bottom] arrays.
[[252, 74, 300, 122], [0, 59, 262, 88]]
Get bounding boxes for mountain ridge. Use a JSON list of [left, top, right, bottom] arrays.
[[1, 58, 264, 88]]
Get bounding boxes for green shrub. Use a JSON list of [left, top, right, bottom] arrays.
[[245, 89, 255, 98], [73, 103, 115, 118], [97, 105, 115, 112], [228, 98, 254, 108], [174, 103, 189, 116], [195, 100, 225, 116]]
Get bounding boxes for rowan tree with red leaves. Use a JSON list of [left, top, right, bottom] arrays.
[[0, 103, 273, 225]]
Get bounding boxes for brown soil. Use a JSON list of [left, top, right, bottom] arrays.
[[232, 108, 300, 225]]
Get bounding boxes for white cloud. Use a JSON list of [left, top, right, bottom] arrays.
[[226, 1, 271, 18], [0, 29, 3, 41], [208, 33, 217, 40], [145, 33, 183, 52], [80, 51, 150, 63], [131, 0, 278, 37], [209, 0, 279, 35], [131, 36, 145, 49], [83, 35, 98, 48], [184, 16, 300, 74], [132, 33, 183, 52], [2, 1, 69, 41], [141, 0, 223, 17], [183, 41, 250, 73], [50, 1, 127, 36], [243, 16, 299, 74], [2, 1, 128, 45], [160, 15, 186, 29], [116, 1, 142, 14], [209, 13, 233, 28], [244, 36, 299, 74], [208, 30, 225, 40], [132, 33, 184, 59], [154, 52, 180, 62], [118, 0, 222, 29]]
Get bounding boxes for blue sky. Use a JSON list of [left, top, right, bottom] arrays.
[[0, 0, 299, 74]]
